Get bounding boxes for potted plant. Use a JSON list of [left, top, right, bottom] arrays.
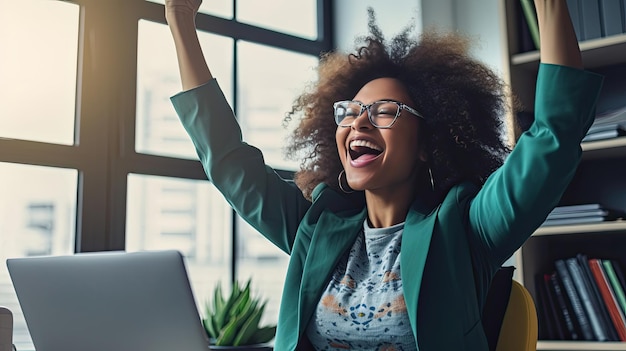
[[203, 279, 276, 350]]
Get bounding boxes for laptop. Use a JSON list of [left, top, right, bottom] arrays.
[[6, 250, 210, 351]]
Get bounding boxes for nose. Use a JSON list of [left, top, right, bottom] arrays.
[[351, 110, 374, 130]]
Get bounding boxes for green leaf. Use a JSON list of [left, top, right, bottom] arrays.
[[203, 317, 218, 340], [232, 302, 266, 346], [249, 325, 277, 345], [214, 282, 225, 313], [216, 313, 247, 346]]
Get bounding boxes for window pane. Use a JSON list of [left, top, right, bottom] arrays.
[[237, 41, 318, 170], [145, 0, 233, 19], [236, 218, 289, 326], [136, 20, 233, 159], [237, 0, 317, 40], [0, 162, 78, 351], [0, 0, 79, 145], [126, 174, 232, 311]]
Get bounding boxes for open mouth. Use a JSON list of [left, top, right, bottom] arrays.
[[349, 139, 383, 161]]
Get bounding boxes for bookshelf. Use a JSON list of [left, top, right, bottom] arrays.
[[501, 0, 626, 350]]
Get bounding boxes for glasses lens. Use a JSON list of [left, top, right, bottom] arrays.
[[370, 101, 400, 127], [334, 101, 361, 126]]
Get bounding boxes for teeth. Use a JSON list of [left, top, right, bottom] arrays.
[[349, 139, 382, 151]]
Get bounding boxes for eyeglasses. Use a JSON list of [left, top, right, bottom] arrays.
[[333, 100, 424, 128]]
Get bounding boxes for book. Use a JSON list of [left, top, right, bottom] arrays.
[[517, 2, 537, 53], [555, 259, 595, 340], [603, 260, 626, 317], [545, 205, 625, 224], [578, 254, 619, 341], [589, 258, 626, 341], [623, 0, 626, 36], [547, 209, 611, 220], [581, 0, 603, 40], [595, 106, 626, 125], [542, 216, 607, 226], [583, 128, 626, 142], [599, 0, 624, 37], [566, 0, 583, 41], [587, 122, 626, 134], [550, 203, 603, 214], [537, 273, 560, 339], [611, 261, 626, 301], [520, 0, 540, 50], [548, 272, 580, 340], [566, 258, 610, 341]]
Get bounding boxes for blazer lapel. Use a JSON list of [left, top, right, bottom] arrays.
[[401, 205, 438, 344], [297, 208, 366, 338]]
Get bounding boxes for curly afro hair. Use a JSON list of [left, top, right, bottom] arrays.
[[284, 8, 513, 201]]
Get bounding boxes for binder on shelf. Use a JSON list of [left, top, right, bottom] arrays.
[[599, 0, 624, 37], [555, 259, 595, 340]]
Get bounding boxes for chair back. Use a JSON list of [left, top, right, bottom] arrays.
[[495, 280, 538, 351]]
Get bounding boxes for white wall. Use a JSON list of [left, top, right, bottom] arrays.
[[333, 0, 422, 52]]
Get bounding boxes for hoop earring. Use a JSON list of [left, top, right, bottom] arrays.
[[428, 167, 435, 191], [338, 170, 354, 194]]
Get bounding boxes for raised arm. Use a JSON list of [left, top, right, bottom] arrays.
[[165, 0, 213, 90], [534, 0, 583, 69], [466, 0, 603, 268]]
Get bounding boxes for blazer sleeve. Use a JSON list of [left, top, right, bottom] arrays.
[[467, 63, 604, 267], [170, 79, 311, 254]]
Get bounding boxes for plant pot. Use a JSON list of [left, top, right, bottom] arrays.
[[209, 343, 273, 351]]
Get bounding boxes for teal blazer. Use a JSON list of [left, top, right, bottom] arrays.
[[171, 64, 603, 350]]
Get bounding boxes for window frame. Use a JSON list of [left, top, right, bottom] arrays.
[[0, 0, 333, 283]]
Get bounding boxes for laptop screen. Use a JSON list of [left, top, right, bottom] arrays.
[[6, 250, 209, 351]]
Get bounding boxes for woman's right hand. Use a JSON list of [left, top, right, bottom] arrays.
[[165, 0, 202, 25]]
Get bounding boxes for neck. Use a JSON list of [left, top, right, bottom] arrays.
[[364, 185, 416, 228]]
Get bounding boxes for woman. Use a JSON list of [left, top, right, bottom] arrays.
[[166, 1, 603, 350]]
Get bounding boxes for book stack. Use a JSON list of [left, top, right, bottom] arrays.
[[583, 107, 626, 143], [535, 254, 626, 341], [543, 204, 626, 227]]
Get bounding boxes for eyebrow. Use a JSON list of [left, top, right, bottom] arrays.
[[352, 99, 405, 104]]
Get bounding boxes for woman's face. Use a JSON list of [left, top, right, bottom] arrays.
[[336, 77, 426, 194]]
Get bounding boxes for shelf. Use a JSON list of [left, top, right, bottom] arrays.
[[537, 341, 626, 350], [534, 220, 626, 236], [511, 34, 626, 71], [582, 137, 626, 160]]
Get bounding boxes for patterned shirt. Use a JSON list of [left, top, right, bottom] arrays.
[[306, 220, 417, 351]]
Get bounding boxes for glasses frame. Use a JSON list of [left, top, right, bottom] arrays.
[[333, 100, 425, 129]]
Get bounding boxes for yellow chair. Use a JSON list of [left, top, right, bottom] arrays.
[[495, 280, 538, 351]]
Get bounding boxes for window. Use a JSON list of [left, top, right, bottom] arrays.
[[0, 1, 331, 349]]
